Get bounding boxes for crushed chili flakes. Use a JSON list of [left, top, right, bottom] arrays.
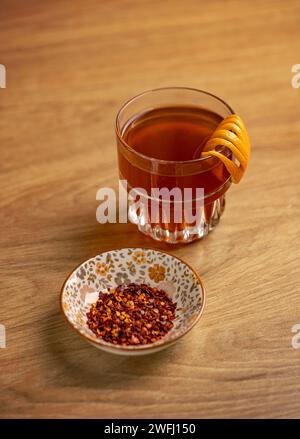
[[86, 283, 177, 345]]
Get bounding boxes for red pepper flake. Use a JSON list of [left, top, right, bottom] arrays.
[[86, 283, 177, 345]]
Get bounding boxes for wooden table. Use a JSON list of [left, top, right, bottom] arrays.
[[1, 0, 300, 419]]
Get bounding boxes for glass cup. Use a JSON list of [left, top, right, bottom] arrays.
[[115, 87, 234, 243]]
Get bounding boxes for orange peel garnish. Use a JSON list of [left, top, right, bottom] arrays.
[[201, 114, 250, 183]]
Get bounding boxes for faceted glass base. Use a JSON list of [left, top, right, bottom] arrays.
[[128, 195, 226, 244]]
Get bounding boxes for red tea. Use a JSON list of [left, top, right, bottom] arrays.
[[117, 105, 232, 240], [124, 106, 222, 161]]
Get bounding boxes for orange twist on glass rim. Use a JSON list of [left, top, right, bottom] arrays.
[[201, 114, 250, 184]]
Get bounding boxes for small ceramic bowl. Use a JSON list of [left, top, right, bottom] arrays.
[[60, 248, 205, 355]]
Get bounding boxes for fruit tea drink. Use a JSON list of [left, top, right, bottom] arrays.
[[116, 88, 233, 243]]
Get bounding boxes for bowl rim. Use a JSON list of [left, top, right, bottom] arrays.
[[60, 247, 206, 352]]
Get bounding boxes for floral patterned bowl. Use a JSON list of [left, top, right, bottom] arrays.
[[60, 248, 205, 356]]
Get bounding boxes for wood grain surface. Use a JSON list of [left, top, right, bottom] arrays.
[[1, 0, 300, 419]]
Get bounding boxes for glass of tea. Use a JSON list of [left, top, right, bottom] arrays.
[[115, 87, 234, 243]]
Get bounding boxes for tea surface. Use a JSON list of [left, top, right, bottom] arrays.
[[123, 106, 223, 161]]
